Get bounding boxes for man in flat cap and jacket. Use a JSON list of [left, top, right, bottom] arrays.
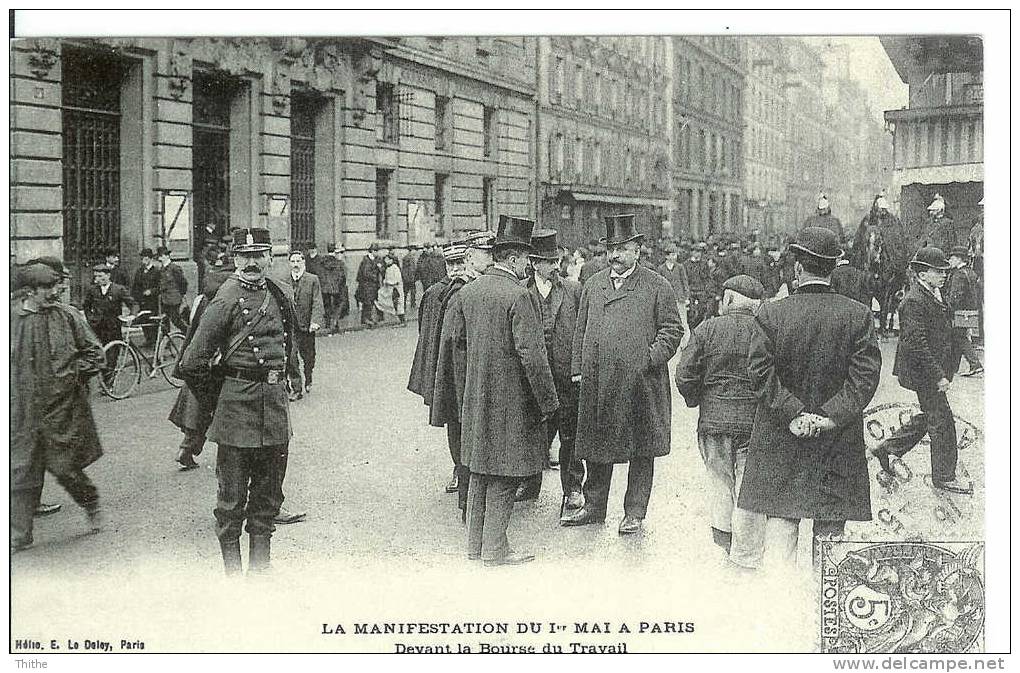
[[738, 227, 882, 567], [562, 214, 683, 535], [675, 274, 768, 569], [871, 247, 973, 495], [179, 228, 299, 575], [444, 216, 559, 565]]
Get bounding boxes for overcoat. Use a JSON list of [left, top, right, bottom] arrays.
[[355, 255, 381, 305], [892, 282, 957, 392], [571, 264, 683, 463], [313, 255, 342, 296], [656, 261, 690, 304], [737, 284, 881, 522], [407, 276, 463, 408], [11, 299, 105, 489], [445, 266, 559, 477], [831, 262, 871, 306], [431, 288, 469, 428]]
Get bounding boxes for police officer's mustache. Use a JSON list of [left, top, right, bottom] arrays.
[[243, 265, 261, 273]]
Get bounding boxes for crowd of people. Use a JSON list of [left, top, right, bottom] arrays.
[[10, 190, 984, 578]]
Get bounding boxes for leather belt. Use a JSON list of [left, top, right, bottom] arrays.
[[223, 367, 286, 384]]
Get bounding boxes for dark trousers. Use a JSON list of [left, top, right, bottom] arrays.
[[163, 302, 188, 333], [179, 429, 206, 457], [466, 473, 522, 561], [582, 457, 655, 519], [360, 300, 379, 324], [214, 443, 288, 542], [880, 387, 958, 483], [520, 400, 584, 499], [322, 294, 340, 331], [447, 421, 469, 513], [287, 331, 317, 391], [404, 282, 417, 312], [954, 329, 982, 370], [11, 440, 99, 547]]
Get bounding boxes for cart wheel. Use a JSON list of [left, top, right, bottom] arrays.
[[100, 340, 140, 399], [157, 331, 186, 387]]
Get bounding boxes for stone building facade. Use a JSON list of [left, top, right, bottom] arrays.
[[10, 36, 535, 302], [783, 38, 830, 231], [672, 36, 746, 240], [536, 36, 671, 248]]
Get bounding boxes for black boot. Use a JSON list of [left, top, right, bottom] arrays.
[[248, 534, 271, 574], [220, 539, 242, 576]]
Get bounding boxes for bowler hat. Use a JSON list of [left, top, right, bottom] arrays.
[[493, 215, 535, 251], [948, 245, 970, 259], [601, 214, 643, 246], [910, 246, 950, 270], [231, 228, 272, 253], [722, 274, 765, 300], [789, 226, 842, 261], [20, 263, 60, 288], [529, 229, 562, 260]]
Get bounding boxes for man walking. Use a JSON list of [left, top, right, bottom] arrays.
[[657, 241, 692, 347], [356, 242, 382, 326], [179, 228, 298, 575], [738, 227, 881, 567], [157, 245, 188, 333], [871, 247, 973, 495], [84, 263, 136, 385], [675, 275, 768, 569], [946, 245, 983, 377], [447, 216, 559, 565], [515, 230, 585, 510], [286, 250, 324, 400], [401, 244, 420, 312], [562, 214, 682, 534], [11, 264, 106, 553]]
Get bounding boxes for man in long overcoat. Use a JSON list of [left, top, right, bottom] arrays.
[[871, 247, 972, 495], [738, 227, 881, 567], [355, 243, 382, 325], [562, 214, 683, 535], [11, 264, 106, 552], [445, 216, 559, 566]]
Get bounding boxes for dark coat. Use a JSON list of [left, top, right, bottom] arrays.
[[159, 261, 187, 306], [946, 265, 979, 311], [407, 276, 463, 410], [11, 299, 105, 489], [923, 215, 959, 252], [578, 257, 608, 286], [443, 266, 559, 477], [355, 255, 381, 305], [572, 264, 683, 463], [401, 250, 419, 285], [83, 282, 135, 344], [737, 284, 881, 522], [656, 261, 690, 304], [178, 276, 297, 448], [831, 262, 871, 306], [683, 258, 712, 296], [892, 282, 956, 392], [289, 272, 325, 332], [526, 275, 583, 400], [131, 264, 162, 312], [416, 251, 448, 291], [675, 305, 759, 435], [431, 286, 470, 428]]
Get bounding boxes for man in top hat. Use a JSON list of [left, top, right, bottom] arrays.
[[443, 216, 558, 565], [803, 193, 845, 242], [562, 214, 683, 534], [946, 245, 983, 377], [409, 240, 472, 501], [157, 246, 188, 333], [11, 263, 107, 553], [355, 242, 383, 326], [514, 229, 585, 510], [738, 226, 881, 567], [179, 227, 299, 575], [676, 274, 768, 568], [871, 247, 972, 495], [922, 194, 958, 252]]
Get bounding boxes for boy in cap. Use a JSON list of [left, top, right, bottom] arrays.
[[676, 274, 768, 568], [872, 247, 973, 495]]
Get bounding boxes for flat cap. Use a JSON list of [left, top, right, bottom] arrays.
[[722, 274, 765, 300]]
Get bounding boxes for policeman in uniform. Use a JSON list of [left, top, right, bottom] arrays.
[[179, 228, 297, 575]]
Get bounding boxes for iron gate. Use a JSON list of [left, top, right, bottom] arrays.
[[290, 98, 316, 250], [61, 48, 123, 303]]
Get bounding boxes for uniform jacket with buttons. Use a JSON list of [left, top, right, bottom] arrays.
[[179, 275, 297, 447]]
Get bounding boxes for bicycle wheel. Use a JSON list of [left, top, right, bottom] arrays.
[[157, 331, 187, 387], [100, 340, 141, 399]]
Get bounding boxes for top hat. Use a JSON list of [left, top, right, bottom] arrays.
[[601, 214, 643, 246], [493, 215, 535, 251], [789, 226, 842, 261], [910, 246, 951, 270], [231, 227, 272, 254], [529, 229, 561, 260]]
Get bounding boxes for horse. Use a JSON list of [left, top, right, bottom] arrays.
[[851, 201, 910, 337]]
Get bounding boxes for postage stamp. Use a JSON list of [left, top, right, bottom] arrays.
[[819, 541, 985, 654]]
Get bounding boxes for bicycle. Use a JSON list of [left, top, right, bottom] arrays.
[[99, 310, 187, 399]]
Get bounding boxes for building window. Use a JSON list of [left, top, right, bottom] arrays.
[[593, 141, 602, 183], [574, 64, 584, 105], [483, 105, 497, 159], [593, 72, 602, 112], [375, 169, 393, 237], [553, 56, 565, 103], [193, 71, 235, 256], [434, 172, 448, 237], [575, 137, 584, 182], [434, 94, 450, 151], [290, 94, 318, 250], [61, 47, 125, 298], [482, 177, 495, 228], [376, 82, 398, 144]]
